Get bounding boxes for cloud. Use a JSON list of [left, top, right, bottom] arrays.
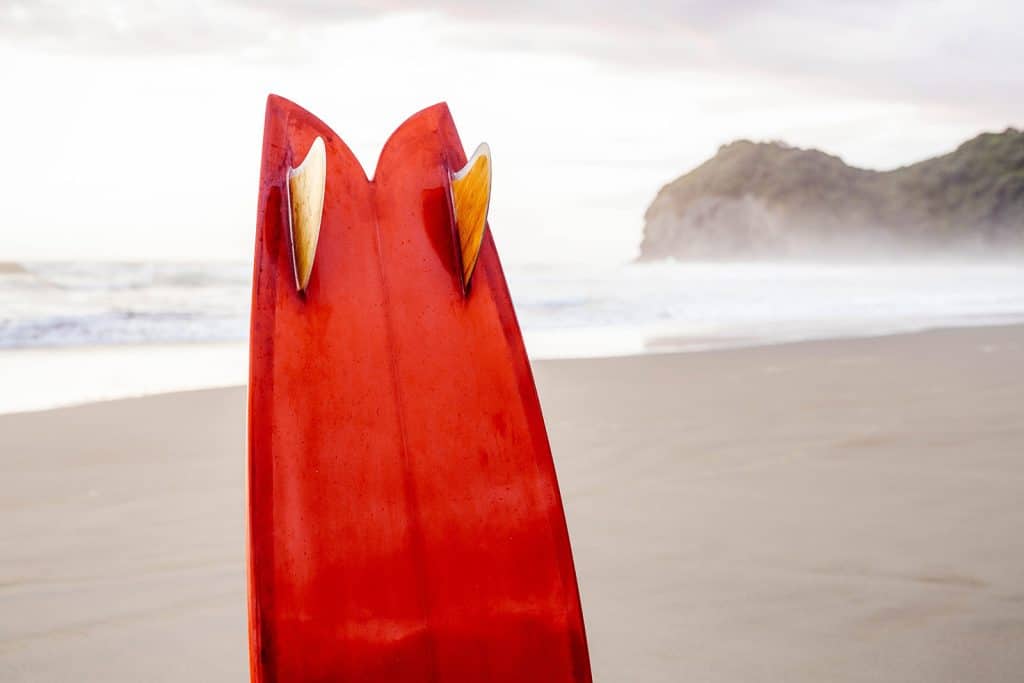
[[3, 0, 1022, 118], [1, 1, 264, 54]]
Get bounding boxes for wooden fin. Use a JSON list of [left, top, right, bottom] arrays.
[[450, 142, 491, 287], [287, 136, 326, 292]]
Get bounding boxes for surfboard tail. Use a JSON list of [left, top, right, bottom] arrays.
[[248, 95, 592, 683]]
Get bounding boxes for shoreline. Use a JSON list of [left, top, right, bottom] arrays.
[[3, 322, 1024, 415], [2, 324, 1023, 681]]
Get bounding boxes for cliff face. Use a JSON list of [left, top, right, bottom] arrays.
[[639, 129, 1024, 259]]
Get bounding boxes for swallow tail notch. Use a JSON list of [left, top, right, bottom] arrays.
[[450, 142, 492, 288], [287, 136, 327, 292]]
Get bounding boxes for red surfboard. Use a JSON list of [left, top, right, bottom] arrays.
[[248, 95, 592, 683]]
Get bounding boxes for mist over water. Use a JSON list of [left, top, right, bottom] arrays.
[[1, 258, 1023, 411], [511, 259, 1024, 357]]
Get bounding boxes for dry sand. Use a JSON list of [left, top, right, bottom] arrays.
[[1, 326, 1023, 682]]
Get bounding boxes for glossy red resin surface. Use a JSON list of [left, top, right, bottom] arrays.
[[248, 95, 591, 683]]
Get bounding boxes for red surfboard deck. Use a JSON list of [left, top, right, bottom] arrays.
[[248, 95, 591, 683]]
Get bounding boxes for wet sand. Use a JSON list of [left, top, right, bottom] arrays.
[[1, 325, 1023, 681]]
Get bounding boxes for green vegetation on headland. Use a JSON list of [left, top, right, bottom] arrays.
[[639, 128, 1024, 259]]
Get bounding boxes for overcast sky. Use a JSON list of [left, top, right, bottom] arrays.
[[2, 0, 1021, 263]]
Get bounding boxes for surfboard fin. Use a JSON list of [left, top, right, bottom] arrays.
[[287, 137, 326, 292], [450, 142, 491, 287]]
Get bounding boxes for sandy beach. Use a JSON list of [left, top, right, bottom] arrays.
[[1, 325, 1023, 682]]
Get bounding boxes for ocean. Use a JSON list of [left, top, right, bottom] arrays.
[[2, 260, 1023, 411]]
